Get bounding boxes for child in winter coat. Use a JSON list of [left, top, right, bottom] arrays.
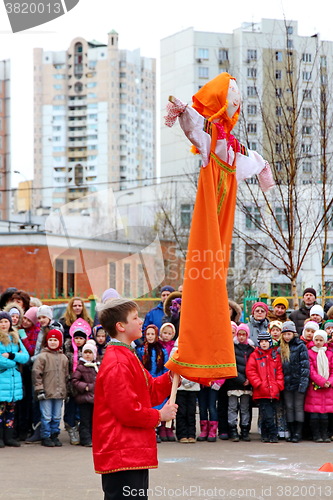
[[197, 379, 225, 442], [71, 339, 98, 447], [4, 302, 24, 328], [246, 331, 284, 443], [0, 311, 29, 447], [300, 320, 319, 348], [92, 324, 110, 364], [170, 339, 200, 443], [309, 305, 325, 328], [268, 320, 283, 348], [279, 321, 310, 443], [63, 318, 91, 445], [136, 324, 170, 442], [159, 322, 176, 358], [32, 329, 69, 447], [224, 323, 254, 442], [304, 330, 333, 442]]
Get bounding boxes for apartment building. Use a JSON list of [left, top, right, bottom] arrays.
[[0, 60, 10, 220], [160, 19, 333, 299], [34, 31, 156, 213]]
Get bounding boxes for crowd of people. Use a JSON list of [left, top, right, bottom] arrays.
[[0, 284, 333, 449]]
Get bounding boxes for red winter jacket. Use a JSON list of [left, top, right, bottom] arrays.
[[246, 347, 284, 400], [92, 343, 172, 474]]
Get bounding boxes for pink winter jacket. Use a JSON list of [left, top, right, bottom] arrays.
[[304, 348, 333, 414]]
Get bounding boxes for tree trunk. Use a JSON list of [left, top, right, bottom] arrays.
[[291, 278, 299, 310]]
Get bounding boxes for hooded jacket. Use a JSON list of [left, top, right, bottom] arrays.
[[224, 338, 254, 391], [32, 347, 69, 399], [71, 358, 98, 404], [280, 336, 310, 393], [0, 330, 29, 402]]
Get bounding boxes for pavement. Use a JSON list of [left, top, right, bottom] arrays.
[[1, 420, 333, 500]]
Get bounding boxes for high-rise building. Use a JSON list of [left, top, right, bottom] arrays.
[[160, 20, 333, 299], [161, 19, 333, 180], [0, 60, 10, 220], [34, 31, 156, 213]]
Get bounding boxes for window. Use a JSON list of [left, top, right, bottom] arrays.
[[53, 74, 66, 79], [53, 84, 62, 90], [198, 48, 209, 59], [325, 244, 333, 266], [303, 89, 312, 99], [247, 123, 257, 133], [123, 263, 131, 297], [302, 53, 312, 63], [247, 49, 257, 61], [301, 143, 312, 153], [275, 51, 283, 62], [276, 124, 282, 134], [275, 70, 282, 80], [245, 206, 261, 229], [218, 49, 228, 63], [302, 125, 312, 135], [275, 88, 282, 97], [247, 86, 257, 97], [287, 39, 293, 49], [247, 67, 257, 78], [276, 143, 282, 153], [321, 56, 327, 68], [275, 161, 282, 172], [137, 264, 145, 297], [247, 104, 257, 115], [275, 207, 288, 230], [303, 162, 312, 173], [181, 204, 193, 228], [54, 258, 75, 297], [109, 262, 116, 288], [245, 243, 260, 267], [302, 71, 312, 81], [276, 106, 282, 116], [287, 26, 293, 35], [250, 142, 257, 151], [198, 67, 209, 78], [87, 82, 97, 88]]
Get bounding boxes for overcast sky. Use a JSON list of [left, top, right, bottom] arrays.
[[0, 0, 331, 183]]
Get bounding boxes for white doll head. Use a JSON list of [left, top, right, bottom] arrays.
[[227, 79, 241, 119]]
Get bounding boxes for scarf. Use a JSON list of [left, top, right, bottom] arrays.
[[311, 346, 329, 379]]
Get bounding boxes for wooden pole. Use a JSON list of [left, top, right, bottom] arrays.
[[165, 373, 180, 428]]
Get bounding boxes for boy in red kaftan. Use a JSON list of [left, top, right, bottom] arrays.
[[92, 298, 177, 500]]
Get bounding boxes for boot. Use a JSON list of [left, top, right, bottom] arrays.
[[240, 425, 251, 441], [320, 419, 331, 443], [207, 421, 218, 442], [4, 427, 21, 447], [165, 426, 176, 442], [0, 426, 4, 448], [197, 420, 209, 441], [51, 433, 63, 447], [292, 422, 303, 443], [310, 419, 323, 442], [65, 424, 80, 445], [286, 422, 294, 442], [25, 422, 41, 443], [41, 436, 55, 447], [158, 422, 168, 442], [229, 426, 239, 442]]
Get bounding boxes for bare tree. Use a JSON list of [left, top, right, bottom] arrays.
[[235, 23, 333, 308]]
